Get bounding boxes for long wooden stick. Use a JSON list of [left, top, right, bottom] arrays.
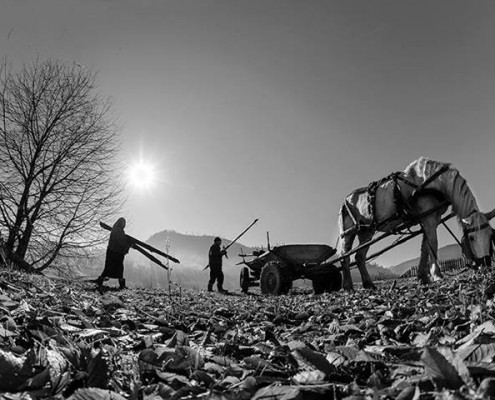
[[332, 204, 454, 262], [337, 212, 455, 269], [225, 218, 259, 251], [133, 243, 169, 270], [352, 212, 455, 268], [203, 218, 259, 270], [100, 222, 180, 264]]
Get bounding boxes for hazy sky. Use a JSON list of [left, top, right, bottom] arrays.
[[1, 0, 494, 267]]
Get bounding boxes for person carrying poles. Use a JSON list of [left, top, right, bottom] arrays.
[[97, 217, 134, 292], [207, 237, 227, 293], [204, 219, 259, 293]]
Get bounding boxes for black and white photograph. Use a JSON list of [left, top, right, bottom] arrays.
[[0, 1, 494, 398]]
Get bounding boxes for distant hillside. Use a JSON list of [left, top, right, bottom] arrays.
[[359, 262, 397, 282], [123, 230, 260, 291], [128, 230, 402, 289], [388, 243, 462, 276], [78, 229, 397, 291]]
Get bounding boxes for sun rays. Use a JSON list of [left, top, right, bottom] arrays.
[[126, 159, 159, 193]]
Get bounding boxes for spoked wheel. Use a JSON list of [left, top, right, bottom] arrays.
[[312, 279, 327, 295], [240, 266, 250, 293], [312, 266, 342, 294], [329, 269, 342, 291], [260, 261, 291, 295]]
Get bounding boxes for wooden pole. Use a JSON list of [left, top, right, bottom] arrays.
[[334, 205, 452, 263], [133, 244, 169, 270], [100, 221, 180, 263], [332, 211, 455, 269]]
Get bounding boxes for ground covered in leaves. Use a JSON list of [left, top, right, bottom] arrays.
[[1, 269, 495, 399]]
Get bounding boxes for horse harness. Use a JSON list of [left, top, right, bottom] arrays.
[[341, 164, 494, 272], [343, 164, 493, 259], [344, 164, 451, 234]]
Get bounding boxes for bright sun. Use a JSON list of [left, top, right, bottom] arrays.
[[127, 161, 157, 191]]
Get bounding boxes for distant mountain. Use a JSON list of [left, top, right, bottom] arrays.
[[123, 230, 260, 291], [388, 243, 462, 276], [123, 230, 398, 290], [359, 262, 397, 281], [79, 229, 399, 291]]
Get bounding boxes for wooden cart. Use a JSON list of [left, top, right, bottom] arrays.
[[239, 244, 340, 295], [239, 204, 457, 295]]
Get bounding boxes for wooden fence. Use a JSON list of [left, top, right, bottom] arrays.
[[400, 257, 475, 279]]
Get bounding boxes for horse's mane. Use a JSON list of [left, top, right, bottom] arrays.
[[446, 170, 479, 221], [403, 157, 478, 221], [402, 156, 451, 179]]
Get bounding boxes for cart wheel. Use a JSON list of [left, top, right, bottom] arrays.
[[329, 268, 342, 291], [240, 266, 250, 293], [312, 279, 326, 295], [260, 261, 291, 295], [312, 266, 342, 294]]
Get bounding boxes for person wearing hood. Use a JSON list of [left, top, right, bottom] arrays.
[[97, 217, 134, 291]]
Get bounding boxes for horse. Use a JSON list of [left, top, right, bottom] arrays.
[[338, 157, 495, 290]]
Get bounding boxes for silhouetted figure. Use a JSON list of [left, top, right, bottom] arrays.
[[208, 237, 227, 293], [97, 217, 133, 292]]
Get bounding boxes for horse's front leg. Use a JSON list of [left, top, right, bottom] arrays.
[[356, 230, 376, 289], [419, 220, 443, 283], [418, 235, 430, 284], [428, 232, 443, 281]]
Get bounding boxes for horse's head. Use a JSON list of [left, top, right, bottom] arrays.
[[461, 209, 495, 266]]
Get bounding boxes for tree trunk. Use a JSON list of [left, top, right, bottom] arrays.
[[15, 218, 34, 259], [7, 252, 35, 273]]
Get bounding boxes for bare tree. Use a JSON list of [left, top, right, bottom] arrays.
[[0, 58, 124, 272]]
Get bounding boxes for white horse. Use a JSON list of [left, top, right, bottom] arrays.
[[338, 157, 495, 290]]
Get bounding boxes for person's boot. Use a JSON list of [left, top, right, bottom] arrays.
[[207, 283, 213, 292], [119, 279, 126, 290], [218, 285, 227, 294]]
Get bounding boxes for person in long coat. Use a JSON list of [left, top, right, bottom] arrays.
[[97, 217, 133, 291], [208, 237, 227, 292]]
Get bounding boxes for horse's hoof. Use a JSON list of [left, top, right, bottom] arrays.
[[418, 276, 430, 285], [361, 280, 376, 290], [430, 264, 443, 281]]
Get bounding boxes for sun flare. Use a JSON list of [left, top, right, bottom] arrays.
[[127, 160, 157, 191]]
